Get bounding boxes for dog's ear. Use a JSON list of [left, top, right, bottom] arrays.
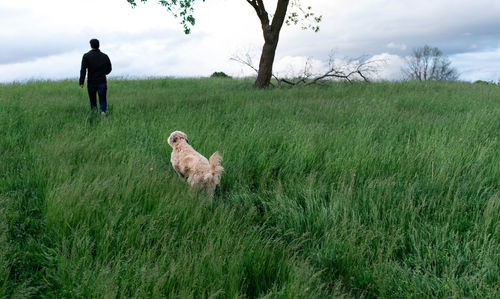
[[172, 137, 177, 143]]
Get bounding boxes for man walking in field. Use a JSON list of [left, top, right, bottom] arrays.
[[79, 39, 112, 116]]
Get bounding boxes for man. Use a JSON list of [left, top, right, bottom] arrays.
[[79, 39, 112, 116]]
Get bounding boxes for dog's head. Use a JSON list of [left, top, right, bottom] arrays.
[[168, 131, 189, 148]]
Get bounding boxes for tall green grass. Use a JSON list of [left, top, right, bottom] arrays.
[[1, 78, 499, 298]]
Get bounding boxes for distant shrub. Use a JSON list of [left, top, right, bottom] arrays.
[[473, 80, 494, 85], [210, 72, 232, 79]]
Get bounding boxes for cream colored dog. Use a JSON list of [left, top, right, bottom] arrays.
[[168, 131, 223, 196]]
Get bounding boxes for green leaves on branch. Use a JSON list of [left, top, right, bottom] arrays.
[[126, 0, 205, 34], [285, 1, 322, 32]]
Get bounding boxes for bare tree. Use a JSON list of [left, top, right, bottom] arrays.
[[402, 45, 459, 81], [231, 51, 383, 87]]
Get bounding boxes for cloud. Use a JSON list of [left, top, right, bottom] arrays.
[[0, 51, 82, 82], [368, 53, 406, 81], [273, 56, 327, 78], [387, 42, 407, 51], [451, 48, 500, 82], [282, 0, 500, 55]]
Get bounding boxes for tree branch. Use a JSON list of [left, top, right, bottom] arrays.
[[231, 51, 383, 88], [254, 0, 270, 27], [230, 53, 259, 74], [270, 0, 290, 38]]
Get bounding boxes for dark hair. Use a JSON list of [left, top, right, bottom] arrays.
[[90, 39, 100, 49]]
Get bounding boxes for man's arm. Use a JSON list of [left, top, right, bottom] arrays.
[[105, 55, 112, 75], [79, 55, 87, 87]]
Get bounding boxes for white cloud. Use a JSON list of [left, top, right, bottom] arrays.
[[272, 56, 326, 78], [368, 53, 406, 81], [387, 42, 407, 51], [0, 51, 82, 82], [451, 48, 500, 82]]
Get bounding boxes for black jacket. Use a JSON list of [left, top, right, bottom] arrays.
[[79, 49, 112, 85]]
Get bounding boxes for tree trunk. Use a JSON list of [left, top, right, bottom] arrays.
[[248, 0, 289, 89], [254, 39, 278, 89]]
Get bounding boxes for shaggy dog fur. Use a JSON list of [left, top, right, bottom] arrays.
[[168, 131, 223, 196]]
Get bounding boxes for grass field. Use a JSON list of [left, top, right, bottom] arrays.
[[1, 78, 499, 298]]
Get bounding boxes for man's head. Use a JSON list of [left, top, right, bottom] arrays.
[[90, 39, 100, 49]]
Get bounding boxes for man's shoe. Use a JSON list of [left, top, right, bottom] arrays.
[[101, 111, 107, 117]]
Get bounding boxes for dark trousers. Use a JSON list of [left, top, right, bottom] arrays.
[[87, 83, 107, 112]]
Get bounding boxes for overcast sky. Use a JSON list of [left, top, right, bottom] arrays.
[[1, 0, 499, 83]]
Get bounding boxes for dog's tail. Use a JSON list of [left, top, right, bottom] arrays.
[[208, 152, 224, 185]]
